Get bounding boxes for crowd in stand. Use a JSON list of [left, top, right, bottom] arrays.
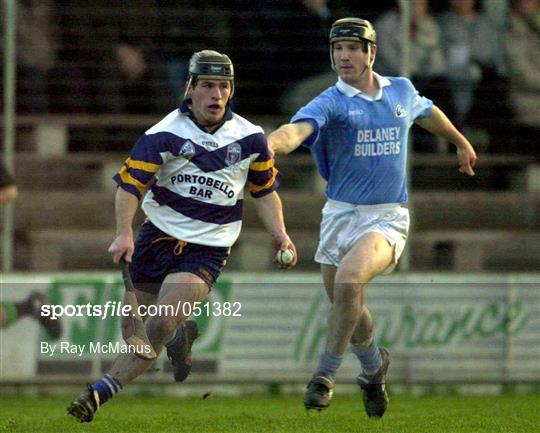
[[1, 0, 538, 155]]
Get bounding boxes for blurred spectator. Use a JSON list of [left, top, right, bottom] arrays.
[[483, 0, 509, 31], [438, 0, 508, 129], [101, 2, 163, 114], [0, 162, 18, 206], [231, 0, 330, 115], [0, 0, 88, 113], [55, 1, 163, 114], [13, 0, 56, 113], [330, 0, 395, 21], [376, 0, 453, 151], [376, 0, 445, 79], [503, 0, 540, 156], [157, 0, 231, 108]]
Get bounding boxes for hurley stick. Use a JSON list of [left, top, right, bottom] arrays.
[[120, 259, 157, 360]]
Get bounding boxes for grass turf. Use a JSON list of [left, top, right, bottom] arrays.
[[0, 393, 538, 433]]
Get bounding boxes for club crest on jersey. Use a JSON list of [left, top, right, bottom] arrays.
[[180, 140, 196, 159], [395, 104, 407, 118], [225, 142, 241, 166]]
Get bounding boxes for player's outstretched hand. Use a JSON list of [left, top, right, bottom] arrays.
[[108, 234, 134, 264], [272, 234, 298, 269], [457, 143, 477, 176]]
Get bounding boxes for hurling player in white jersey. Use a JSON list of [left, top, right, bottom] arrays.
[[68, 50, 297, 423], [268, 18, 477, 417]]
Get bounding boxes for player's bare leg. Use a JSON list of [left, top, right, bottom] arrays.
[[302, 265, 338, 410], [340, 233, 393, 418], [67, 285, 156, 422], [162, 273, 203, 383], [108, 273, 207, 385], [322, 268, 380, 379], [350, 306, 374, 347], [350, 305, 390, 417], [305, 232, 393, 411], [67, 273, 208, 423]]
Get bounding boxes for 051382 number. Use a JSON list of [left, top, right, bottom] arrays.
[[178, 301, 242, 317]]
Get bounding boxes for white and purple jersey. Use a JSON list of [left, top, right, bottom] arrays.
[[114, 105, 280, 247], [291, 74, 433, 204]]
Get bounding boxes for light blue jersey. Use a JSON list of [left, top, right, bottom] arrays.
[[291, 74, 433, 204]]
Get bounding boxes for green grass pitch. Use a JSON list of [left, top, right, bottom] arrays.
[[1, 393, 538, 433]]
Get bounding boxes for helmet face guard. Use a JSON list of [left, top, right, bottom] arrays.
[[329, 18, 377, 71], [184, 50, 235, 101]]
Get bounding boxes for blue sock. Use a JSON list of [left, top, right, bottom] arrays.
[[90, 374, 122, 406], [165, 324, 184, 348], [315, 350, 343, 381], [351, 338, 382, 376]]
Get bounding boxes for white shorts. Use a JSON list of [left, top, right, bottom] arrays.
[[315, 199, 410, 274]]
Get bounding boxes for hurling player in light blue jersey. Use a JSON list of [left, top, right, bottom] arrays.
[[68, 50, 297, 423], [268, 18, 477, 417]]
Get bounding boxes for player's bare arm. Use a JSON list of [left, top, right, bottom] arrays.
[[415, 105, 477, 176], [108, 187, 140, 263], [267, 121, 315, 155], [253, 191, 297, 268]]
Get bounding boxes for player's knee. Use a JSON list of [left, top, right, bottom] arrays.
[[181, 282, 209, 304], [336, 264, 372, 285], [333, 282, 362, 303]]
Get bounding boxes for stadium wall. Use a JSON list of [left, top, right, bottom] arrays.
[[1, 272, 539, 385]]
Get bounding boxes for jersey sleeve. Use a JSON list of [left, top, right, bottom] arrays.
[[291, 92, 335, 149], [247, 133, 281, 198], [113, 134, 164, 199], [407, 79, 433, 121]]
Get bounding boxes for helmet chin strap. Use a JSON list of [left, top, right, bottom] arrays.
[[358, 43, 374, 79]]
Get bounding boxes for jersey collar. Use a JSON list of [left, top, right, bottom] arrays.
[[336, 73, 391, 100]]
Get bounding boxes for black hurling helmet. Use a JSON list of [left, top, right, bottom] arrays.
[[329, 18, 377, 70], [184, 50, 235, 101]]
